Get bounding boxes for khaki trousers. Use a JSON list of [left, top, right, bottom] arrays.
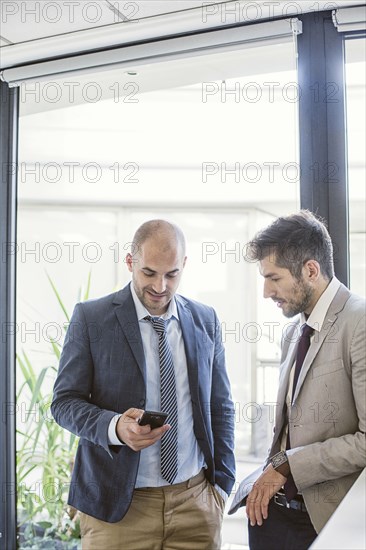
[[80, 470, 225, 550]]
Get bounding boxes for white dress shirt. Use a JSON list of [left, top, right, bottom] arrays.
[[108, 284, 205, 488]]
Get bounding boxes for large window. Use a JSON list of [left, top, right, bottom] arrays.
[[16, 32, 300, 548], [345, 37, 366, 297], [0, 8, 362, 550]]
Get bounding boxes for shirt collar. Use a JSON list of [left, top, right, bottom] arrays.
[[300, 277, 341, 332], [130, 282, 179, 322]]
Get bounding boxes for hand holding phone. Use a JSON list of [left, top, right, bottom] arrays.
[[116, 408, 170, 452], [138, 410, 168, 430]]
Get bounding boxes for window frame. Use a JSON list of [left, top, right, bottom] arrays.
[[0, 11, 358, 548], [0, 82, 18, 550]]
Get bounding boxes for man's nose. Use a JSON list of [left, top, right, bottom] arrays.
[[263, 279, 274, 299], [153, 277, 166, 294]]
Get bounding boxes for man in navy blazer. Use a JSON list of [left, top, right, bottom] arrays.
[[51, 219, 235, 549]]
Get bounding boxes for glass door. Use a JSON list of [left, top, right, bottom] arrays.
[[16, 34, 299, 549]]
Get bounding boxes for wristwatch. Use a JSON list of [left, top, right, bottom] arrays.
[[270, 451, 290, 477]]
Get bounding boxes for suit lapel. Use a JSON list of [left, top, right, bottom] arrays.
[[176, 297, 199, 397], [113, 285, 146, 381], [292, 321, 333, 403], [292, 284, 350, 403]]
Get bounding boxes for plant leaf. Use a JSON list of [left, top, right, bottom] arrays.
[[17, 352, 35, 393], [50, 340, 61, 360], [83, 270, 92, 301], [46, 272, 70, 322], [26, 367, 49, 421]]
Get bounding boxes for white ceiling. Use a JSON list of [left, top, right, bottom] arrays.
[[0, 0, 364, 68], [0, 1, 227, 44]]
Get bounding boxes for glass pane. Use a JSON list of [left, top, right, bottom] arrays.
[[17, 36, 299, 549], [345, 38, 366, 297]]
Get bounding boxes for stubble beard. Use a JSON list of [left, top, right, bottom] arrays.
[[282, 278, 313, 318]]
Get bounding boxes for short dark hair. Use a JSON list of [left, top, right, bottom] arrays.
[[245, 210, 334, 280]]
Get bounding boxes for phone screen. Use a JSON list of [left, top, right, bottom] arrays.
[[138, 410, 168, 429]]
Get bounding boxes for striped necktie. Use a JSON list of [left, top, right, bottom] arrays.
[[146, 316, 178, 484]]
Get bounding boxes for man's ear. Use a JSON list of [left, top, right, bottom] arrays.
[[303, 260, 321, 281], [126, 253, 133, 273]]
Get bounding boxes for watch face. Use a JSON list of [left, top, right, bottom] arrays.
[[272, 452, 287, 469]]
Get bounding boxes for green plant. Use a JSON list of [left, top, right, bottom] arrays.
[[16, 273, 91, 548]]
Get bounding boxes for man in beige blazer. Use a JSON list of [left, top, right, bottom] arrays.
[[230, 211, 365, 550]]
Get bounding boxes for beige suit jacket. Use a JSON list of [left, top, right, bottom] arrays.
[[267, 283, 366, 533]]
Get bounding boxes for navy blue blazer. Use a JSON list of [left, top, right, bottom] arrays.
[[51, 284, 236, 522]]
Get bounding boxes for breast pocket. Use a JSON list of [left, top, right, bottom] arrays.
[[312, 358, 344, 379]]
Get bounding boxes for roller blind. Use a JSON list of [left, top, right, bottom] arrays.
[[1, 18, 301, 87], [332, 6, 366, 33]]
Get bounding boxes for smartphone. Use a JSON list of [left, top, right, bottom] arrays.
[[138, 410, 168, 430]]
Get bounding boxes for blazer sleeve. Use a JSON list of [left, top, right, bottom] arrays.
[[51, 303, 117, 457], [288, 312, 366, 490], [210, 310, 236, 495]]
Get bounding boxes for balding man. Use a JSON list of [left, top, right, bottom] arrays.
[[51, 220, 235, 550]]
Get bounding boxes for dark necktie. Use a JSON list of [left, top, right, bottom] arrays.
[[146, 316, 178, 484], [292, 323, 314, 400], [285, 323, 314, 501]]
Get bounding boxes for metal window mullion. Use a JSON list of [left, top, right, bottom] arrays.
[[0, 81, 19, 550], [298, 11, 349, 285]]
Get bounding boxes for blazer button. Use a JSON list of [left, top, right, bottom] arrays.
[[139, 399, 145, 407]]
